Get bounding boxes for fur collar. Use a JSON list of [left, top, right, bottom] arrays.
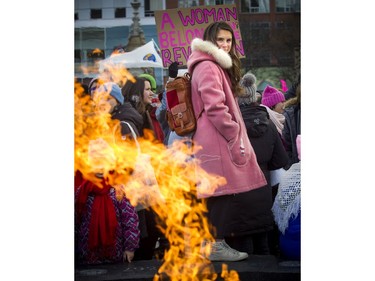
[[191, 38, 232, 69]]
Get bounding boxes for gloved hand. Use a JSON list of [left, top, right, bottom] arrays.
[[168, 61, 179, 78]]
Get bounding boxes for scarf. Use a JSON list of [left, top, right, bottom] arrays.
[[149, 106, 165, 142], [262, 105, 285, 135], [271, 162, 301, 234], [76, 179, 118, 253]]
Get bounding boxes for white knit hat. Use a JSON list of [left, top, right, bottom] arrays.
[[238, 73, 257, 105]]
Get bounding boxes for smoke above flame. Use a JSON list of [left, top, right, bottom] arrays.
[[74, 71, 240, 280]]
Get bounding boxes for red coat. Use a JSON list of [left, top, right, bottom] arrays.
[[187, 38, 266, 199]]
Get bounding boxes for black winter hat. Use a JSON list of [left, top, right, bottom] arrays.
[[168, 61, 179, 78]]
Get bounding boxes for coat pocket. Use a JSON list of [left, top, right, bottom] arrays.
[[227, 136, 249, 166]]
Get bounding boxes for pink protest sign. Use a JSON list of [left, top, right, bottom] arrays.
[[154, 4, 244, 67], [280, 79, 288, 92]]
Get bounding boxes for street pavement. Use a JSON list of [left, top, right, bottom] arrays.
[[75, 255, 300, 281]]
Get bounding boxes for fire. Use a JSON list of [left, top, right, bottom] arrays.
[[75, 69, 240, 280], [92, 48, 103, 55]]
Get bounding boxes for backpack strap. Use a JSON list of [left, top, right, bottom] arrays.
[[189, 62, 204, 123]]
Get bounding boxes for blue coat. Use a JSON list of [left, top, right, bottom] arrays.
[[279, 212, 301, 260]]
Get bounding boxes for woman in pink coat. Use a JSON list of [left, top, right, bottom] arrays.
[[187, 21, 267, 262]]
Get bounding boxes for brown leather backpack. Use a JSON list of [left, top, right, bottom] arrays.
[[165, 73, 196, 136]]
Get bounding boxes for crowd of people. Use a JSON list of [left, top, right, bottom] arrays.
[[74, 21, 301, 266]]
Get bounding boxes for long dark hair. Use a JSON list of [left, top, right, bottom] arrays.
[[122, 77, 147, 114], [203, 21, 243, 97]]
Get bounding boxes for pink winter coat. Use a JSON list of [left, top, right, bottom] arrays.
[[187, 38, 267, 199]]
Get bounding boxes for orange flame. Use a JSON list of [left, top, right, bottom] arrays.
[[92, 48, 103, 55], [75, 66, 240, 280]]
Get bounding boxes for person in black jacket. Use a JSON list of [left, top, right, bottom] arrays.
[[283, 82, 301, 169], [224, 73, 289, 255]]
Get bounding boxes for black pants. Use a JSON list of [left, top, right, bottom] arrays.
[[205, 195, 232, 239], [134, 209, 160, 260], [225, 232, 270, 255]]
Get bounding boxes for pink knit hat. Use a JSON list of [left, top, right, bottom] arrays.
[[261, 85, 285, 108]]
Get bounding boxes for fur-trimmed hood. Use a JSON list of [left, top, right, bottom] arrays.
[[187, 38, 232, 72]]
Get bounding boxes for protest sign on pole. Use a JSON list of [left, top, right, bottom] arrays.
[[155, 4, 244, 67]]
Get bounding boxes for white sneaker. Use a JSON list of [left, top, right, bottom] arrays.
[[205, 240, 248, 262]]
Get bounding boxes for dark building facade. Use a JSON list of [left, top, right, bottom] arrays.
[[237, 0, 300, 83]]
